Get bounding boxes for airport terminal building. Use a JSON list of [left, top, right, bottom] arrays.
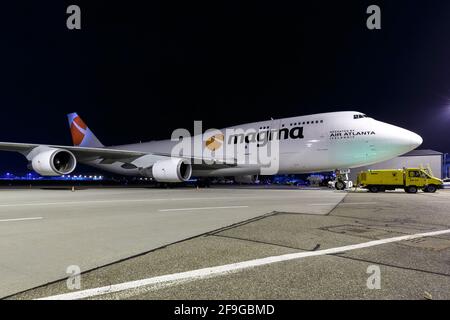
[[350, 149, 446, 181]]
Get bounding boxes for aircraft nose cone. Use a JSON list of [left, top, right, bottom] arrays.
[[376, 121, 423, 153], [409, 131, 423, 148], [394, 128, 423, 150], [370, 120, 423, 162]]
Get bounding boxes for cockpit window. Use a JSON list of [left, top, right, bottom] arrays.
[[353, 114, 368, 119]]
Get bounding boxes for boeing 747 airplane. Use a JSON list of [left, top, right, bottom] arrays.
[[0, 111, 422, 189]]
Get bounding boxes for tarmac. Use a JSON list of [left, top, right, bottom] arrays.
[[1, 186, 450, 299]]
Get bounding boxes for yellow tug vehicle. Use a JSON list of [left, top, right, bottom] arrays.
[[357, 168, 443, 194]]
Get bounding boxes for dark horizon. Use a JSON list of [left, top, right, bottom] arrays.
[[1, 1, 450, 173]]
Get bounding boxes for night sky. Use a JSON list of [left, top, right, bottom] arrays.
[[2, 1, 450, 173]]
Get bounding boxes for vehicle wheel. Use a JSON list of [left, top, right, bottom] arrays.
[[406, 186, 418, 194], [335, 181, 346, 190], [426, 185, 437, 193], [368, 186, 379, 193]]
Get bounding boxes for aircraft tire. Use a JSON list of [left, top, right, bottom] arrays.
[[335, 181, 346, 191]]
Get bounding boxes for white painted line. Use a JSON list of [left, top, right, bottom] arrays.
[[340, 202, 378, 205], [159, 206, 249, 212], [309, 202, 377, 206], [0, 195, 337, 208], [37, 228, 450, 300], [0, 198, 239, 208], [0, 217, 43, 223], [0, 199, 160, 208]]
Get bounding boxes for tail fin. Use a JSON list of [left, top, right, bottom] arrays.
[[67, 113, 104, 148]]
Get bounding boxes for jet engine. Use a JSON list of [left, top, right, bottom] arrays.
[[31, 148, 77, 176], [234, 175, 258, 184], [151, 158, 192, 183]]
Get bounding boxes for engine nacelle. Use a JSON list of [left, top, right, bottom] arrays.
[[234, 175, 258, 184], [151, 158, 192, 183], [31, 149, 77, 176]]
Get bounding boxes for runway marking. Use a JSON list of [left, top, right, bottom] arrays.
[[0, 196, 344, 208], [0, 217, 43, 223], [0, 199, 168, 207], [0, 198, 249, 207], [37, 228, 450, 300], [310, 202, 377, 206], [340, 202, 378, 205], [159, 206, 249, 212]]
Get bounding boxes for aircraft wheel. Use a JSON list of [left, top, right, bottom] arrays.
[[335, 181, 346, 191]]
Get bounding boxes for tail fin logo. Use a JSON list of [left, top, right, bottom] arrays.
[[70, 116, 88, 146], [67, 112, 104, 148]]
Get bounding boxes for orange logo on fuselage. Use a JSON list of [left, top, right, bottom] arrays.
[[205, 134, 224, 151]]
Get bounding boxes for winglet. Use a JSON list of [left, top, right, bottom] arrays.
[[67, 113, 104, 148]]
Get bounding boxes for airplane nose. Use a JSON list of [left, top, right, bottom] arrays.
[[375, 121, 423, 153], [369, 120, 423, 161], [392, 127, 423, 150], [408, 131, 423, 148]]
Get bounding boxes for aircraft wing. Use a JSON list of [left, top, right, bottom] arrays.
[[0, 114, 236, 174], [0, 142, 147, 160], [0, 142, 236, 167]]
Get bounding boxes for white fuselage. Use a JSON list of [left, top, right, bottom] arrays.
[[83, 111, 423, 177]]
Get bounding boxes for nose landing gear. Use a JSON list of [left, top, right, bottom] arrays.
[[331, 169, 353, 191], [335, 180, 346, 191]]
